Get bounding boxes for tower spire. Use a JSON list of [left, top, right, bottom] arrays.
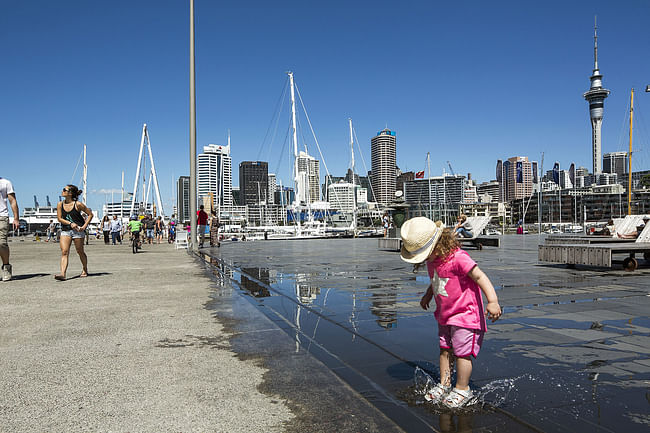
[[593, 16, 599, 72]]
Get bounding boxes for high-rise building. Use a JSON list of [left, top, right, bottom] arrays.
[[583, 22, 610, 174], [197, 144, 232, 209], [268, 173, 277, 205], [371, 128, 396, 205], [498, 157, 536, 202], [603, 152, 627, 178], [327, 181, 356, 212], [177, 176, 190, 223], [239, 161, 268, 206], [296, 151, 320, 204]]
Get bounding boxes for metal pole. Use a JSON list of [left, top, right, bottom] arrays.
[[189, 0, 198, 251]]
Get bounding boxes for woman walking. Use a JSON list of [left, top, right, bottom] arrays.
[[55, 184, 93, 281], [101, 215, 111, 245]]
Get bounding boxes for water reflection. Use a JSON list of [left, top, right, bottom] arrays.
[[439, 412, 474, 433], [370, 291, 398, 329]]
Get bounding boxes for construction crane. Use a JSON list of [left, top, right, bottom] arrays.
[[446, 161, 455, 176]]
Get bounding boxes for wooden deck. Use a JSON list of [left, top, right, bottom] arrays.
[[538, 242, 650, 269]]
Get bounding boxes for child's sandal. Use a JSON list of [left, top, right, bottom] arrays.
[[424, 383, 451, 403], [442, 388, 476, 408]]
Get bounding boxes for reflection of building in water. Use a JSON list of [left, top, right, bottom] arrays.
[[370, 290, 398, 329], [241, 267, 271, 298], [208, 257, 233, 286], [295, 273, 320, 304]]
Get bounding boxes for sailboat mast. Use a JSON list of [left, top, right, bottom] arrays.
[[349, 118, 356, 231], [628, 88, 634, 215], [82, 144, 87, 205], [427, 152, 432, 220], [288, 72, 299, 208]]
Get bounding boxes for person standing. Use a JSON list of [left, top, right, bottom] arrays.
[[0, 177, 19, 281], [382, 212, 390, 238], [143, 214, 155, 245], [210, 210, 220, 248], [197, 205, 208, 248], [46, 219, 56, 243], [155, 216, 165, 244], [55, 184, 93, 281], [110, 215, 122, 245], [101, 215, 111, 245]]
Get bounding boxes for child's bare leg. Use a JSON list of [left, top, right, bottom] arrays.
[[455, 356, 472, 390], [439, 348, 453, 386]]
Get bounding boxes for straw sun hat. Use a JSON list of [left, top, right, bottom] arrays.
[[400, 217, 445, 263]]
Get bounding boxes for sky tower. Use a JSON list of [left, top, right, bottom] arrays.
[[583, 19, 610, 174]]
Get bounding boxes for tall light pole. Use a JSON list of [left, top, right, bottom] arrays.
[[189, 0, 197, 251]]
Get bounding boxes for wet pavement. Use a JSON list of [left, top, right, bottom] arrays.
[[200, 235, 650, 433]]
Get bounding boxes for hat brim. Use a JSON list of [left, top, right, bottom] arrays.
[[400, 229, 442, 264]]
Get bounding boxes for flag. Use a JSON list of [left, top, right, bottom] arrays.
[[496, 160, 503, 182], [415, 171, 425, 179], [516, 161, 523, 183]]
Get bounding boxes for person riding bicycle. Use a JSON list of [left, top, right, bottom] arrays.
[[127, 215, 143, 246]]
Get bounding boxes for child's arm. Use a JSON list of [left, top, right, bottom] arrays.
[[467, 266, 502, 322], [420, 284, 434, 310]]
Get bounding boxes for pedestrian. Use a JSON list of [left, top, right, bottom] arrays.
[[155, 216, 165, 244], [168, 214, 177, 243], [46, 219, 56, 243], [454, 214, 474, 238], [55, 184, 93, 281], [144, 214, 155, 244], [400, 217, 501, 408], [110, 215, 122, 245], [101, 215, 111, 244], [0, 176, 20, 281], [197, 205, 208, 248], [210, 210, 220, 247], [382, 212, 390, 238]]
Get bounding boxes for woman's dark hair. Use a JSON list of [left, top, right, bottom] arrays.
[[66, 184, 83, 200], [102, 215, 109, 222]]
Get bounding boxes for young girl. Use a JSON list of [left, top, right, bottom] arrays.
[[400, 217, 502, 408], [55, 184, 93, 281]]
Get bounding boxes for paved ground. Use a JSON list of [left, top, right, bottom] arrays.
[[200, 235, 650, 433], [0, 238, 398, 432]]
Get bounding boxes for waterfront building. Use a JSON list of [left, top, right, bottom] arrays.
[[498, 156, 536, 202], [595, 172, 617, 186], [603, 152, 628, 178], [583, 23, 610, 174], [267, 173, 277, 205], [177, 176, 190, 223], [296, 151, 320, 204], [620, 170, 650, 191], [396, 171, 414, 194], [239, 161, 268, 206], [198, 144, 233, 210], [371, 128, 397, 205], [476, 181, 500, 203], [327, 181, 356, 212], [403, 175, 465, 222], [459, 201, 510, 224]]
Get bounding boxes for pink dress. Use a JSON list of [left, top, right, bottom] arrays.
[[427, 249, 487, 332]]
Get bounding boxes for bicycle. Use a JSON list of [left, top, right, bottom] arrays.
[[131, 231, 142, 254]]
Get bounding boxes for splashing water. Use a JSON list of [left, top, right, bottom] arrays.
[[413, 367, 532, 408]]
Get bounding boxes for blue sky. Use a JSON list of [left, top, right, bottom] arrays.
[[2, 0, 650, 215]]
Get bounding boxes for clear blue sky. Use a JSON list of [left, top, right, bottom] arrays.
[[2, 0, 650, 215]]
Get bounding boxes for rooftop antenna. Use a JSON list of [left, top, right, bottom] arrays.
[[593, 16, 599, 72]]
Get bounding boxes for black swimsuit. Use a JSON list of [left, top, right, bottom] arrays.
[[61, 201, 85, 229]]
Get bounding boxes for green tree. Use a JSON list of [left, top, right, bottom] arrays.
[[641, 174, 650, 188]]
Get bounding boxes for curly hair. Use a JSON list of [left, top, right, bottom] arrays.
[[432, 228, 459, 262], [411, 225, 459, 273]]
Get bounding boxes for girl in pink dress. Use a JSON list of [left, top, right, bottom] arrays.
[[400, 217, 502, 408]]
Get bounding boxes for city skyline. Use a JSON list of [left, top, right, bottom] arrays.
[[3, 1, 650, 215]]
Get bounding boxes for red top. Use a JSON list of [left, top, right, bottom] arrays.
[[197, 210, 208, 225]]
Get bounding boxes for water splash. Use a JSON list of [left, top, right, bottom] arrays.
[[413, 367, 532, 409]]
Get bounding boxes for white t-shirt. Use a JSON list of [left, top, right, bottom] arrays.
[[0, 178, 15, 217]]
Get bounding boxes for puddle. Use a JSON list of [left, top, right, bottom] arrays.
[[197, 240, 650, 433]]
